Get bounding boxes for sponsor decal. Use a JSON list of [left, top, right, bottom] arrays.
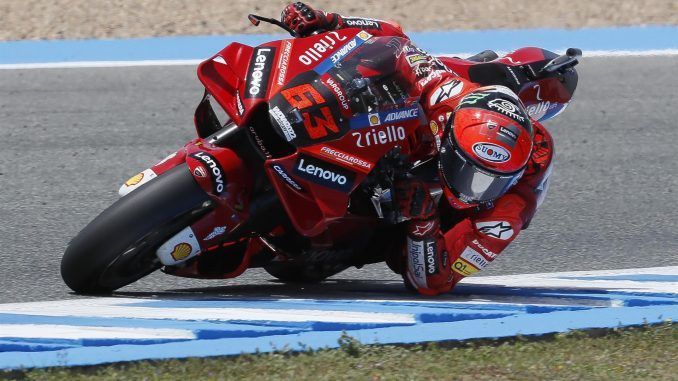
[[414, 65, 432, 79], [294, 154, 356, 192], [124, 172, 144, 187], [429, 120, 439, 135], [276, 40, 293, 86], [368, 113, 381, 126], [412, 220, 436, 237], [350, 106, 419, 130], [383, 106, 419, 123], [470, 239, 498, 259], [156, 227, 201, 265], [330, 39, 358, 63], [526, 101, 557, 120], [499, 125, 519, 142], [204, 226, 227, 241], [248, 126, 272, 159], [472, 142, 511, 163], [343, 17, 382, 30], [406, 54, 428, 67], [245, 47, 276, 99], [312, 31, 372, 74], [190, 151, 226, 195], [475, 221, 514, 241], [318, 146, 373, 172], [272, 164, 304, 191], [299, 32, 347, 66], [460, 246, 490, 269], [170, 242, 193, 262], [429, 80, 464, 106], [193, 166, 207, 178], [269, 106, 297, 141], [452, 258, 479, 276], [417, 69, 441, 86], [119, 169, 158, 197], [424, 240, 439, 275], [407, 240, 426, 287], [352, 125, 406, 148], [235, 92, 245, 116], [322, 76, 350, 112], [459, 92, 490, 106], [488, 98, 527, 123]]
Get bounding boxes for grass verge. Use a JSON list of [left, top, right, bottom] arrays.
[[5, 323, 676, 381]]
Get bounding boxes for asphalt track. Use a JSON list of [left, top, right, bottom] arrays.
[[1, 56, 677, 303]]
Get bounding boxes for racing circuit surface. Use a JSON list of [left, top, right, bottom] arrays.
[[1, 56, 677, 303]]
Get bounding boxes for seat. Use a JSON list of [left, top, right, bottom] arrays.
[[465, 50, 499, 63]]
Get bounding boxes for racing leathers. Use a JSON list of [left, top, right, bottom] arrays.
[[282, 3, 555, 295]]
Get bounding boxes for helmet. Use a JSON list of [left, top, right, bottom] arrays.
[[439, 85, 534, 208]]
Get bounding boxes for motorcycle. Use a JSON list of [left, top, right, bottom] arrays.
[[61, 14, 580, 293]]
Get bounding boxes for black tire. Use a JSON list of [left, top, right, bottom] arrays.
[[61, 165, 212, 294]]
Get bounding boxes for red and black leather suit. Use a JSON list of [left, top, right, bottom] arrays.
[[282, 3, 555, 295]]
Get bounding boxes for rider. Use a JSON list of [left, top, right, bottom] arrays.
[[281, 2, 555, 295]]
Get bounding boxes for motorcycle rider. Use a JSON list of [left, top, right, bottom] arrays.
[[281, 2, 555, 295]]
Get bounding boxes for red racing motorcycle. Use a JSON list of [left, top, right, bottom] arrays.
[[61, 14, 580, 293]]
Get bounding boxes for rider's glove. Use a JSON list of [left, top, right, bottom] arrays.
[[281, 2, 333, 37], [394, 179, 437, 221]]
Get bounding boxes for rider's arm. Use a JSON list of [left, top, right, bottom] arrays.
[[282, 2, 407, 38], [442, 123, 555, 286], [396, 120, 554, 295]]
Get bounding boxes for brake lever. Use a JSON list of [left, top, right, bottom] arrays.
[[248, 14, 298, 37]]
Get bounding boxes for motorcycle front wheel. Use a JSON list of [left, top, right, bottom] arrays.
[[60, 164, 212, 294]]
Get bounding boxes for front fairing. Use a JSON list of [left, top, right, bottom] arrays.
[[198, 30, 426, 237]]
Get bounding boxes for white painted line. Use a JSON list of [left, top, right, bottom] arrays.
[[1, 49, 676, 70], [467, 266, 678, 294], [0, 298, 416, 324], [0, 324, 195, 340]]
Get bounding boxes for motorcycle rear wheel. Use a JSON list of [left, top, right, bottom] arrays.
[[61, 165, 211, 294]]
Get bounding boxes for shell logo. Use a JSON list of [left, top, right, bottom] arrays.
[[170, 242, 193, 261], [124, 173, 144, 187], [429, 120, 439, 135], [368, 113, 381, 126], [357, 31, 371, 40]]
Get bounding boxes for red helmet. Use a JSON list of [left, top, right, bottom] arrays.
[[439, 85, 534, 208]]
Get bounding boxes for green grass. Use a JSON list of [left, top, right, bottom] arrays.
[[7, 323, 676, 381]]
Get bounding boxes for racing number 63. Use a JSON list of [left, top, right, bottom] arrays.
[[282, 84, 339, 140]]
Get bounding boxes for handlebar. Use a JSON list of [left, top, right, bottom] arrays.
[[541, 47, 582, 74]]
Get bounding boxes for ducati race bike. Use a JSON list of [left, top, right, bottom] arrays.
[[61, 14, 580, 293]]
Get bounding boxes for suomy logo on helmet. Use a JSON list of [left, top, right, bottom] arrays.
[[472, 143, 511, 163]]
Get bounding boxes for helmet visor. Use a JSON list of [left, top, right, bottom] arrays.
[[440, 136, 523, 204]]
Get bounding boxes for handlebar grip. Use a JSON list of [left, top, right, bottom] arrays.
[[566, 48, 582, 58]]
